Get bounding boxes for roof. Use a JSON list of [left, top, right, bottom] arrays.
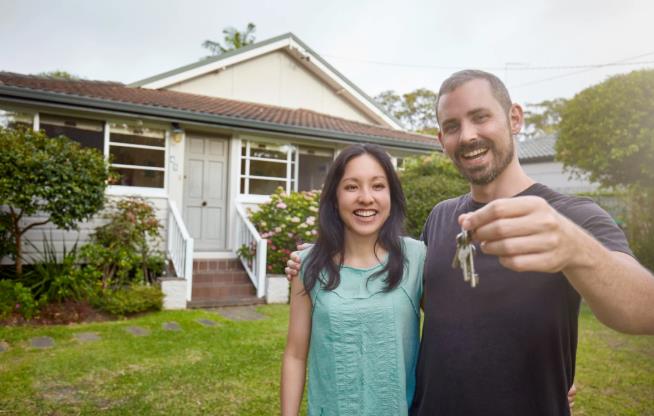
[[0, 72, 439, 151], [130, 33, 403, 129], [517, 134, 556, 162]]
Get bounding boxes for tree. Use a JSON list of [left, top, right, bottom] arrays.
[[0, 127, 111, 276], [557, 69, 654, 271], [399, 153, 469, 238], [557, 69, 654, 189], [36, 70, 80, 80], [523, 98, 567, 138], [375, 88, 438, 135], [202, 22, 256, 57]]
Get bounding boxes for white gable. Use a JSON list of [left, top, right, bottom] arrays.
[[134, 34, 401, 129], [165, 50, 375, 124]]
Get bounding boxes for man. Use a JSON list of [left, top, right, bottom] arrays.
[[286, 70, 654, 415]]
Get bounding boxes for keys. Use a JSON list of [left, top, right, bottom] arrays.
[[451, 228, 479, 288]]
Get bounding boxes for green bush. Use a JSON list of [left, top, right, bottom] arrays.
[[0, 280, 39, 320], [399, 153, 469, 238], [92, 284, 164, 317], [24, 234, 96, 303], [625, 187, 654, 272], [0, 126, 110, 276], [80, 197, 165, 288], [0, 211, 15, 260], [243, 187, 320, 274]]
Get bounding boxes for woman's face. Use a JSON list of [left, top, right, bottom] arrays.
[[336, 154, 391, 240]]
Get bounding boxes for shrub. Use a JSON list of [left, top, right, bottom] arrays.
[[399, 153, 469, 238], [92, 284, 164, 317], [244, 187, 320, 274], [625, 187, 654, 272], [80, 197, 165, 288], [0, 211, 15, 260], [0, 280, 39, 320], [24, 234, 96, 304], [0, 127, 110, 276]]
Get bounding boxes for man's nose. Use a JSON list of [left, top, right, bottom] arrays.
[[459, 120, 477, 142]]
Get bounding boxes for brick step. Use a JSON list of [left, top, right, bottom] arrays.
[[192, 272, 252, 285], [193, 259, 243, 274], [187, 297, 265, 308], [192, 283, 256, 299]]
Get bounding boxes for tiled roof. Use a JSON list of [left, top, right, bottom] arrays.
[[517, 134, 556, 162], [0, 72, 438, 149]]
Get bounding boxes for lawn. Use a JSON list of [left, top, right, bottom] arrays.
[[0, 304, 652, 415]]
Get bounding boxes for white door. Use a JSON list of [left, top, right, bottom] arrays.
[[184, 133, 228, 251]]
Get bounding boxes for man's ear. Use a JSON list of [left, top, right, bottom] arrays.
[[509, 104, 524, 135], [437, 131, 445, 152]]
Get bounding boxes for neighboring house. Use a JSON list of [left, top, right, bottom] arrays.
[[518, 134, 598, 194], [0, 33, 438, 308]]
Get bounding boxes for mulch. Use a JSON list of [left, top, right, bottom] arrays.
[[0, 300, 113, 326]]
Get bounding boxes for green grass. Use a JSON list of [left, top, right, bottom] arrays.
[[0, 304, 652, 415]]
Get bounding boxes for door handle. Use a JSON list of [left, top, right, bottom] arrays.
[[202, 201, 207, 207]]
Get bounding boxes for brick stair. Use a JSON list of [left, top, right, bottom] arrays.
[[186, 258, 265, 308]]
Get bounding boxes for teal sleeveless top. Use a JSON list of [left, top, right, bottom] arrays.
[[299, 237, 426, 416]]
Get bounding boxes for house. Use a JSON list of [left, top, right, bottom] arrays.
[[518, 134, 598, 194], [0, 33, 438, 308]]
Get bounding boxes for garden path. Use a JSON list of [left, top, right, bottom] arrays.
[[1, 306, 266, 353]]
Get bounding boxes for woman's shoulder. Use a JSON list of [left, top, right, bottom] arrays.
[[401, 236, 427, 257]]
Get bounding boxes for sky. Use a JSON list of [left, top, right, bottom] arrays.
[[1, 0, 653, 107]]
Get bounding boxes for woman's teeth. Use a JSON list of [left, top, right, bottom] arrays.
[[354, 210, 376, 217]]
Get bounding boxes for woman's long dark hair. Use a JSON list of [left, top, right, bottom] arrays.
[[303, 143, 407, 293]]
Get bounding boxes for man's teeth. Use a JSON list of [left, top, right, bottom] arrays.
[[463, 148, 488, 159], [354, 210, 377, 217]]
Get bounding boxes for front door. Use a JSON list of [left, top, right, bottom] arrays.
[[184, 133, 228, 251]]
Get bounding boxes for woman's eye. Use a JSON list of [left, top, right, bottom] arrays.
[[344, 184, 357, 191], [373, 183, 386, 190]]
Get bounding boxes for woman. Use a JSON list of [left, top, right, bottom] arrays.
[[281, 144, 425, 415]]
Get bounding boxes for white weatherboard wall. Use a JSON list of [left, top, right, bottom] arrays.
[[1, 196, 168, 265], [522, 161, 599, 194], [166, 50, 375, 125]]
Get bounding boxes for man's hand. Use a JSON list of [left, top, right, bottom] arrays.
[[567, 383, 577, 410], [459, 196, 580, 274], [284, 243, 311, 281], [285, 252, 302, 281]]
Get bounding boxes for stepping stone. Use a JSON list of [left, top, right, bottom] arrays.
[[74, 332, 101, 342], [0, 341, 9, 353], [196, 318, 218, 327], [125, 326, 150, 337], [163, 322, 181, 331], [214, 306, 266, 321], [30, 336, 55, 349]]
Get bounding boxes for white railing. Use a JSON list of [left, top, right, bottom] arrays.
[[235, 204, 267, 298], [167, 200, 194, 301]]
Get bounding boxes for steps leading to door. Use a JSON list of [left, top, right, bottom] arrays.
[[187, 259, 264, 308]]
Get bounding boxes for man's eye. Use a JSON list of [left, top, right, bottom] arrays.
[[443, 124, 459, 133], [474, 114, 489, 122]]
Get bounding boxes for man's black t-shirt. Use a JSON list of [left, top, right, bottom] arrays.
[[410, 183, 632, 416]]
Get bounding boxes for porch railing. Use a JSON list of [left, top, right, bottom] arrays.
[[234, 204, 267, 298], [167, 200, 194, 301]]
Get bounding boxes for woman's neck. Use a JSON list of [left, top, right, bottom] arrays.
[[340, 232, 388, 268]]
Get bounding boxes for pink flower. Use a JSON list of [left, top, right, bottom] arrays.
[[15, 304, 20, 309], [276, 202, 287, 209]]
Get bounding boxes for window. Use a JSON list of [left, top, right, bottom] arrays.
[[298, 146, 333, 191], [240, 141, 296, 195], [40, 114, 104, 152], [109, 123, 166, 188], [0, 108, 33, 130]]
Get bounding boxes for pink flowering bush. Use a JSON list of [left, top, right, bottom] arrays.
[[242, 187, 320, 274]]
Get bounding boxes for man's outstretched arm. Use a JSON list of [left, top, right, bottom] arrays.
[[461, 196, 654, 335]]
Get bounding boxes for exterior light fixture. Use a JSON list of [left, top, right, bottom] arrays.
[[171, 122, 184, 143]]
